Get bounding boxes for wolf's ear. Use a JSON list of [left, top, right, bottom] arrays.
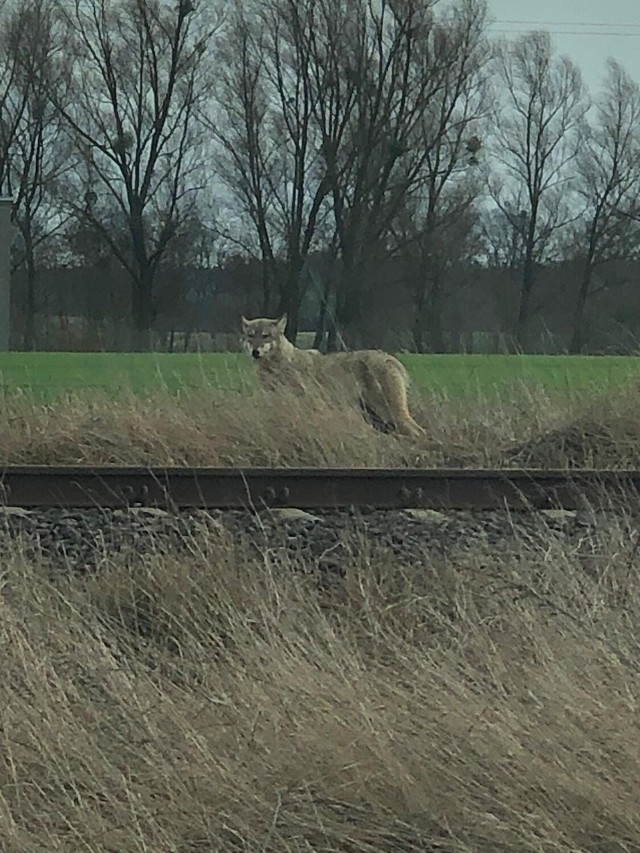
[[276, 313, 288, 333], [241, 315, 250, 332]]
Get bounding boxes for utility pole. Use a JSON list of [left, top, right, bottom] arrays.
[[0, 197, 13, 351]]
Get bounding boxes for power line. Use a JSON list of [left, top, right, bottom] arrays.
[[491, 29, 640, 37], [492, 19, 640, 28]]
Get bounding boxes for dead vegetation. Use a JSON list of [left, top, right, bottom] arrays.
[[1, 513, 640, 851], [505, 383, 640, 468], [0, 380, 639, 468]]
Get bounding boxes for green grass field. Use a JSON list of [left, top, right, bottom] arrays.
[[0, 351, 638, 400]]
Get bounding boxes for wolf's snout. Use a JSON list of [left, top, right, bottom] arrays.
[[252, 348, 261, 359]]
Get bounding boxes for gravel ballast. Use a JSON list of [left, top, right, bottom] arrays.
[[0, 504, 611, 574]]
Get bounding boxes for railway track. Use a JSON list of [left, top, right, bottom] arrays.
[[0, 465, 639, 510]]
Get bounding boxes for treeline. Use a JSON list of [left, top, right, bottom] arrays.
[[2, 0, 640, 353]]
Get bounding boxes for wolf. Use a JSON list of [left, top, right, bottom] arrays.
[[241, 314, 425, 437]]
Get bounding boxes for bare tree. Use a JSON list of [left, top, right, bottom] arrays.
[[52, 0, 220, 350], [569, 60, 640, 353], [478, 203, 526, 272], [392, 7, 488, 353], [0, 0, 27, 195], [1, 0, 72, 349], [395, 181, 480, 352], [492, 32, 587, 349], [210, 0, 332, 339], [212, 0, 488, 347], [304, 0, 489, 348], [210, 11, 276, 317]]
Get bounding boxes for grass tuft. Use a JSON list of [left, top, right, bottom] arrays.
[[0, 379, 638, 468], [1, 515, 639, 850]]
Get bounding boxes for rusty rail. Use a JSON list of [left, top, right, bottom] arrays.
[[0, 466, 639, 510]]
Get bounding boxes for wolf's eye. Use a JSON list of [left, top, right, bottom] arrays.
[[261, 333, 269, 339]]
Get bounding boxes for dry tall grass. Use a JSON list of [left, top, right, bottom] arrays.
[[1, 516, 640, 851], [1, 379, 640, 468]]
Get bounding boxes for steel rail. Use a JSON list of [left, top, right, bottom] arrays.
[[0, 466, 639, 510]]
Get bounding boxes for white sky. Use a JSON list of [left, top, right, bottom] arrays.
[[486, 0, 640, 95]]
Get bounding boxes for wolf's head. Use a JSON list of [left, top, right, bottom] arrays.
[[241, 314, 288, 360]]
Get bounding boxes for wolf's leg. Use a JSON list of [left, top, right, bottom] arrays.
[[358, 398, 395, 433], [363, 361, 425, 437]]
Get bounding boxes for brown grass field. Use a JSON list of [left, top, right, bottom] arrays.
[[1, 381, 640, 849], [1, 378, 640, 468], [1, 510, 640, 851]]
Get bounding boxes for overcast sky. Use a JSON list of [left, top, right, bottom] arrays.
[[486, 0, 640, 94]]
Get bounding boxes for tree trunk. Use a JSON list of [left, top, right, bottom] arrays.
[[131, 265, 155, 352], [23, 239, 36, 352], [412, 283, 427, 352], [334, 255, 364, 349], [279, 256, 304, 342], [260, 260, 272, 315], [313, 276, 331, 351], [129, 201, 155, 351], [336, 289, 363, 348], [427, 273, 445, 353], [569, 259, 594, 354], [514, 247, 535, 350], [326, 310, 340, 351]]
